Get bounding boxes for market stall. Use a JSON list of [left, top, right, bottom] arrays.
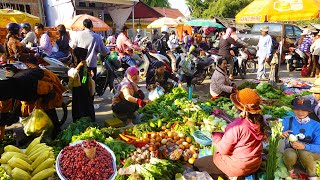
[[0, 82, 319, 179]]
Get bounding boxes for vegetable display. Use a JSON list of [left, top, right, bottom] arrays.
[[201, 115, 228, 133], [104, 137, 136, 165], [71, 127, 105, 143], [256, 83, 283, 100], [59, 140, 115, 179], [261, 105, 292, 119]]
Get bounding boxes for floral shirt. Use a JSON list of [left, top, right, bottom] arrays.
[[295, 35, 313, 53]]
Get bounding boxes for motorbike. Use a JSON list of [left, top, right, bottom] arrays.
[[244, 47, 258, 73], [285, 47, 306, 72], [177, 48, 215, 85], [0, 62, 68, 128]]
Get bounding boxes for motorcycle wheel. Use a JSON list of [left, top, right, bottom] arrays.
[[246, 60, 256, 73], [112, 76, 123, 94]]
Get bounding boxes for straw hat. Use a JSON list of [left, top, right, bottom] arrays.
[[309, 78, 320, 93], [230, 88, 262, 114], [260, 26, 269, 32], [301, 29, 310, 36]]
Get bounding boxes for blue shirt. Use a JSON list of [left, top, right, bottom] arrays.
[[282, 116, 320, 154], [257, 34, 273, 58]]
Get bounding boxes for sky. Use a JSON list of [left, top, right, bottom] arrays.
[[168, 0, 191, 16]]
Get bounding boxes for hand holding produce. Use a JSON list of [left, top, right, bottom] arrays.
[[288, 134, 297, 142], [282, 130, 292, 138]]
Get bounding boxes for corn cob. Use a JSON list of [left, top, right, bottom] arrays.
[[1, 164, 12, 175], [31, 158, 55, 176], [31, 151, 49, 170], [29, 148, 52, 161], [11, 167, 32, 180], [27, 143, 47, 156], [31, 168, 55, 180], [25, 132, 44, 155], [1, 152, 29, 164], [4, 145, 23, 153], [8, 157, 33, 172]]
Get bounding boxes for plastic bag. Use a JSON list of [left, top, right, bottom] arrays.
[[301, 65, 309, 77], [183, 171, 213, 180], [21, 109, 53, 136], [148, 86, 165, 101], [180, 57, 196, 76]]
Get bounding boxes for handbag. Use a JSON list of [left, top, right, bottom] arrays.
[[301, 65, 310, 77]]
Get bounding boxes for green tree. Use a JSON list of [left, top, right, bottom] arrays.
[[143, 0, 170, 7], [203, 0, 253, 18], [186, 0, 211, 18]]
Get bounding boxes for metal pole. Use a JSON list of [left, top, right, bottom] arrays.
[[278, 22, 284, 82], [132, 1, 135, 39]]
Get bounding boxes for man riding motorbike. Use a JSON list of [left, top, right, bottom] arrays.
[[116, 26, 143, 68], [20, 22, 37, 48], [3, 23, 35, 64]]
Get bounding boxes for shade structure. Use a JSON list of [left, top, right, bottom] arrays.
[[128, 1, 163, 19], [64, 14, 110, 32], [184, 19, 225, 28], [147, 17, 179, 28], [0, 9, 40, 28], [236, 0, 320, 23]]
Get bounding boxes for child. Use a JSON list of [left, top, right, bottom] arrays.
[[282, 97, 320, 179]]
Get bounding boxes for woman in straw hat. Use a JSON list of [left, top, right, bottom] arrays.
[[256, 26, 273, 81], [282, 97, 320, 179], [194, 88, 266, 179]]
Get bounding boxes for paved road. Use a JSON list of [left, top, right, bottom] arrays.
[[6, 64, 316, 140]]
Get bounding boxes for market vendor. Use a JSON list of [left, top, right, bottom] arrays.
[[305, 78, 320, 122], [194, 88, 266, 179], [282, 98, 320, 179], [210, 58, 236, 100], [112, 66, 150, 124], [146, 61, 181, 93]]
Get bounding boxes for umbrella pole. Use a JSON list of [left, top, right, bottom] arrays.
[[278, 22, 284, 82], [132, 2, 135, 39]]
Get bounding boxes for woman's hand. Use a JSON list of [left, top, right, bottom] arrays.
[[282, 130, 292, 138], [76, 60, 86, 70], [291, 141, 305, 150]]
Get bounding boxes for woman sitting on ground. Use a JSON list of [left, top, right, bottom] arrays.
[[282, 97, 320, 180], [195, 88, 266, 179], [210, 58, 236, 100]]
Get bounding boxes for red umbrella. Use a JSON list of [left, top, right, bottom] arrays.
[[64, 14, 110, 32]]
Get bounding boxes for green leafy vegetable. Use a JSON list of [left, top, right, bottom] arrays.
[[105, 137, 136, 166], [71, 127, 105, 143]]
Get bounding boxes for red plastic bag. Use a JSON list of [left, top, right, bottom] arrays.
[[301, 65, 309, 77]]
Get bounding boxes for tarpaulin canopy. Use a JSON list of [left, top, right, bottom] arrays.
[[0, 9, 40, 28], [128, 1, 163, 19], [236, 0, 320, 23], [64, 14, 110, 31]]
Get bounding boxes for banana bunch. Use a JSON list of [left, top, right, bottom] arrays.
[[0, 134, 56, 180]]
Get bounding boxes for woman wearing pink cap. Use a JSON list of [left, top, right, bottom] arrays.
[[112, 66, 150, 124]]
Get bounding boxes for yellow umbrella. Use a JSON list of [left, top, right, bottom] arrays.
[[0, 9, 40, 28], [147, 17, 180, 28], [236, 0, 320, 23]]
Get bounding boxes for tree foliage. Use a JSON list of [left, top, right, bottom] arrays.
[[187, 0, 254, 18], [185, 0, 210, 18], [143, 0, 170, 7]]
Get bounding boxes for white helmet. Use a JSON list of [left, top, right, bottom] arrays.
[[161, 25, 169, 33]]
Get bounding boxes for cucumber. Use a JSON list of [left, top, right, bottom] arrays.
[[157, 119, 162, 128], [149, 121, 156, 128], [166, 122, 173, 129]]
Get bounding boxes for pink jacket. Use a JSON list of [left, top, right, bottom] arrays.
[[212, 117, 264, 177]]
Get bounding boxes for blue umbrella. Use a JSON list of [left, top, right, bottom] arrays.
[[185, 19, 225, 28]]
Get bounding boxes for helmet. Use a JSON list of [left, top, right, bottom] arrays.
[[20, 23, 31, 31], [152, 28, 158, 34], [161, 25, 169, 33], [6, 23, 21, 34]]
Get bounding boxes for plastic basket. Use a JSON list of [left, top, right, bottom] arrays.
[[56, 140, 117, 180], [192, 130, 212, 146]]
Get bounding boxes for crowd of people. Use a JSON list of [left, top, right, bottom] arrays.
[[0, 18, 320, 179]]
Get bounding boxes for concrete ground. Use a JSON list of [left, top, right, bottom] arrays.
[[5, 64, 316, 140]]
